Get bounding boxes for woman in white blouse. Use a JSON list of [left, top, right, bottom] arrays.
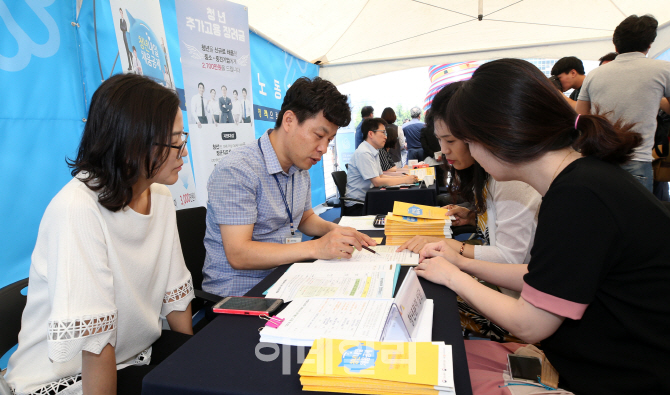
[[398, 82, 541, 340], [5, 74, 195, 395]]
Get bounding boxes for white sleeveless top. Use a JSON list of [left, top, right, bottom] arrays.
[[5, 177, 194, 395]]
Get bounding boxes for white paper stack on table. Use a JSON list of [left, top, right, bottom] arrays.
[[315, 246, 419, 266], [260, 269, 433, 346], [265, 261, 398, 302], [385, 202, 453, 245]]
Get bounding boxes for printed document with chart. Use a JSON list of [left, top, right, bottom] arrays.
[[260, 269, 433, 346]]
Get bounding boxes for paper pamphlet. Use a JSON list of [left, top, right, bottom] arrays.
[[264, 261, 398, 302], [338, 215, 379, 231], [316, 245, 420, 266], [299, 338, 455, 394], [409, 166, 435, 181], [259, 269, 433, 346], [393, 202, 451, 220]]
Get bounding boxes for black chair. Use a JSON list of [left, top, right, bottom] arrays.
[[0, 278, 28, 368], [175, 207, 220, 331], [331, 171, 364, 216]]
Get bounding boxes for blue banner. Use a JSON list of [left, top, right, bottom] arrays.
[[249, 32, 325, 204], [0, 1, 85, 288]]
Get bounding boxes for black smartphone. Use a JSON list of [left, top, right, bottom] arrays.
[[212, 296, 283, 315], [373, 214, 386, 227], [507, 354, 542, 382]]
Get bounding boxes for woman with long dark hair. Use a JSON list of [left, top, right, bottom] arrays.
[[400, 81, 541, 341], [417, 59, 670, 393], [5, 74, 194, 394]]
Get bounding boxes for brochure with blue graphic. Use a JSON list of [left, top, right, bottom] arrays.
[[299, 338, 455, 395], [259, 269, 433, 347]]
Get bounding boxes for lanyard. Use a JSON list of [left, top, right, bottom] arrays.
[[258, 138, 296, 235]]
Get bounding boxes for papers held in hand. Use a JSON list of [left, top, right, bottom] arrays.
[[259, 269, 433, 346]]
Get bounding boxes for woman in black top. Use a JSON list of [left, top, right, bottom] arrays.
[[416, 58, 670, 394]]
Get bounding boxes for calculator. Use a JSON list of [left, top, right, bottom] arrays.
[[373, 214, 386, 227]]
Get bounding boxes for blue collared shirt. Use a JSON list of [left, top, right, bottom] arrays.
[[203, 130, 312, 296], [344, 141, 382, 206], [402, 119, 425, 149]]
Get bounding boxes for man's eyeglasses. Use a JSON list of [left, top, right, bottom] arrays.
[[156, 132, 189, 158], [371, 129, 387, 136]]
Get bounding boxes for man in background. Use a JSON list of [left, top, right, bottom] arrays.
[[119, 9, 132, 71], [577, 14, 670, 192], [599, 52, 618, 65], [345, 118, 418, 216], [241, 88, 253, 124], [218, 85, 233, 123], [190, 82, 207, 127], [403, 107, 425, 162], [551, 56, 586, 108], [354, 106, 374, 149]]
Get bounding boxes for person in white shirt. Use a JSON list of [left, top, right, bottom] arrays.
[[231, 89, 243, 124], [4, 74, 194, 395], [131, 46, 143, 76], [190, 82, 207, 128], [241, 88, 253, 124], [206, 88, 220, 125]]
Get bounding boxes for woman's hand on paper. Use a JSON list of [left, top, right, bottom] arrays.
[[442, 205, 475, 226], [419, 241, 466, 269], [415, 256, 465, 289], [396, 236, 444, 253]]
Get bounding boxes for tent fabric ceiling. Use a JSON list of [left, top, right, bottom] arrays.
[[231, 0, 670, 85]]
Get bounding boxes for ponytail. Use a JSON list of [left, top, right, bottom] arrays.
[[573, 112, 641, 164]]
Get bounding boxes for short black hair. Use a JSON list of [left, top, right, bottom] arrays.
[[613, 14, 658, 54], [198, 82, 204, 88], [551, 56, 585, 76], [275, 76, 350, 129], [361, 106, 374, 118], [210, 89, 216, 93], [362, 118, 387, 141], [221, 85, 227, 90], [233, 90, 238, 95], [68, 74, 180, 212], [242, 88, 247, 93], [599, 52, 618, 65]]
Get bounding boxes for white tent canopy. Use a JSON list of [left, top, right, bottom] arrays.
[[231, 0, 670, 85]]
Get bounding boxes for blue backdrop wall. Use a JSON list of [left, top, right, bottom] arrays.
[[0, 0, 322, 290]]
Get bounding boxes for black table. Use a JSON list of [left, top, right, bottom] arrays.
[[364, 182, 438, 215], [143, 229, 472, 395]]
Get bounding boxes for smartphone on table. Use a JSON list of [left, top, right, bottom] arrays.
[[212, 296, 283, 315]]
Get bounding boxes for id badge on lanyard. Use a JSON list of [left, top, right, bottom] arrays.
[[284, 232, 302, 244]]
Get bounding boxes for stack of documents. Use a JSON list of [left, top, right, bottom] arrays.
[[385, 202, 453, 245], [299, 338, 455, 395], [259, 269, 433, 346]]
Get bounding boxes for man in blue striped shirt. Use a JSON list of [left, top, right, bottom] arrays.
[[203, 77, 376, 297]]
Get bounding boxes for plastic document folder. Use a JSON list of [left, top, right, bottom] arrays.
[[298, 338, 455, 395], [259, 269, 433, 347]]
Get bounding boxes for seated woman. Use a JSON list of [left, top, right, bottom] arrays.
[[379, 126, 407, 173], [5, 74, 195, 395], [399, 82, 541, 341], [416, 59, 670, 394]]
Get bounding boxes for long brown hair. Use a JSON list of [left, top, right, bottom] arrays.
[[444, 58, 640, 165], [428, 81, 489, 214]]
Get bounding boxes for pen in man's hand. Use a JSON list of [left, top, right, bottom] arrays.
[[361, 245, 381, 255]]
